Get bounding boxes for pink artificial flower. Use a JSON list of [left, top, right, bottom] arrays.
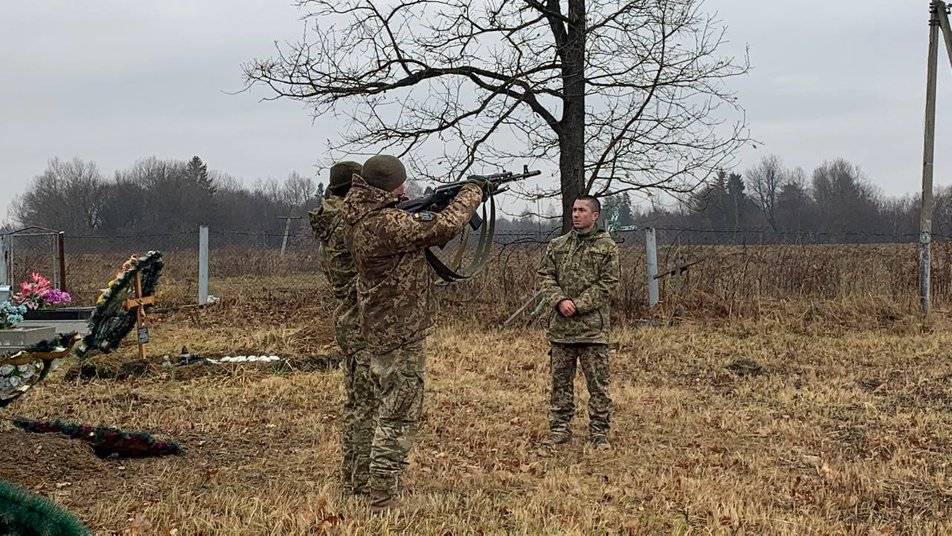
[[30, 272, 51, 288], [41, 288, 72, 306], [12, 273, 67, 309], [12, 281, 36, 309]]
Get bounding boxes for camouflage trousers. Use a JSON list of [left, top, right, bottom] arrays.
[[335, 303, 361, 357], [341, 349, 375, 494], [549, 343, 612, 439], [362, 340, 425, 495]]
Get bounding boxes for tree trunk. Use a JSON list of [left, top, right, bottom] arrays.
[[765, 202, 778, 233], [558, 0, 587, 233], [558, 129, 585, 233]]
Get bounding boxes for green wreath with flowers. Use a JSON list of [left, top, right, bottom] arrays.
[[80, 250, 164, 355]]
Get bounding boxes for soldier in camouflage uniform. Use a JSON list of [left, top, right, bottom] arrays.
[[537, 195, 620, 449], [307, 161, 375, 495], [341, 154, 486, 509]]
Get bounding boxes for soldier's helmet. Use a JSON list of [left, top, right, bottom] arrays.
[[362, 155, 406, 192], [328, 161, 362, 196]]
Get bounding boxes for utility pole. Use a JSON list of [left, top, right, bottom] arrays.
[[919, 1, 952, 314]]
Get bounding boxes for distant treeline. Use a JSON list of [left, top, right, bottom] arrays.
[[626, 156, 939, 245], [491, 155, 945, 245], [7, 156, 319, 239], [4, 155, 947, 247]]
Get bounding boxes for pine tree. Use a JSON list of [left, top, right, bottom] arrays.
[[726, 172, 746, 230], [186, 156, 216, 194]]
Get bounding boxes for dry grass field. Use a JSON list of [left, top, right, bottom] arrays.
[[0, 286, 950, 534], [49, 240, 952, 315]]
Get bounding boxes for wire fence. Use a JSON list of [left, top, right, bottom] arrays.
[[3, 225, 949, 322], [0, 228, 65, 292]]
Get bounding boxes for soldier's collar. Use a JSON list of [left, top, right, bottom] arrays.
[[574, 225, 600, 238]]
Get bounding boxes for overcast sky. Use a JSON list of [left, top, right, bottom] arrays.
[[1, 0, 950, 221]]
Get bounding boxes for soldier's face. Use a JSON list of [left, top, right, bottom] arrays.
[[391, 183, 408, 201], [572, 200, 599, 231]]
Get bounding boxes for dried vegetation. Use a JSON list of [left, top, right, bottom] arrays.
[[0, 245, 949, 534]]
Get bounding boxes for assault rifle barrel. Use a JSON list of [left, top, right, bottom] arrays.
[[397, 166, 541, 229]]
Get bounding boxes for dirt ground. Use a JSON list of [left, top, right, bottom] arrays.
[[1, 300, 950, 534]]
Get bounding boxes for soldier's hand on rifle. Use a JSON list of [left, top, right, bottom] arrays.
[[466, 177, 497, 200], [557, 299, 577, 317]]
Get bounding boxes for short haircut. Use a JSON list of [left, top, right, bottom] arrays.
[[576, 195, 601, 213]]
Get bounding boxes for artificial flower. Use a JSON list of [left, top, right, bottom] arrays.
[[11, 273, 72, 310], [0, 301, 28, 329]]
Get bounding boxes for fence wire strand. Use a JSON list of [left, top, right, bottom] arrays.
[[2, 226, 948, 318]]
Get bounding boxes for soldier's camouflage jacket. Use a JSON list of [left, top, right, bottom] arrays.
[[341, 176, 482, 352], [308, 195, 362, 354], [537, 227, 620, 344]]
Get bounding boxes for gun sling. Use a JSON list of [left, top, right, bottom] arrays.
[[424, 193, 496, 283]]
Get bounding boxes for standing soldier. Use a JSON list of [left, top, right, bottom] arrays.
[[536, 195, 620, 449], [341, 154, 487, 510], [308, 161, 374, 496]]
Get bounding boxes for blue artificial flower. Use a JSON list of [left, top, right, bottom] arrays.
[[1, 300, 27, 329]]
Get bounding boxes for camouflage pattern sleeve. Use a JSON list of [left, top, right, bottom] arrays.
[[376, 184, 482, 255], [572, 239, 619, 315], [537, 241, 568, 310]]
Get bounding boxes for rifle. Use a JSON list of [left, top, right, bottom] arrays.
[[396, 165, 541, 229], [396, 165, 541, 283]]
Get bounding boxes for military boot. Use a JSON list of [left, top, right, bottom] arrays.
[[590, 434, 611, 451], [543, 429, 572, 446], [342, 481, 370, 498], [369, 490, 399, 513]]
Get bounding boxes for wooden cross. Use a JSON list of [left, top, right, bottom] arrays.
[[123, 272, 155, 360]]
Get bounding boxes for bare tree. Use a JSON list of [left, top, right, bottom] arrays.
[[12, 158, 105, 233], [774, 167, 815, 235], [811, 159, 881, 236], [244, 0, 749, 230], [282, 171, 318, 207], [746, 154, 785, 232]]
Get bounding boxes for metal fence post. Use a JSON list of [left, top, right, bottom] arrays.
[[56, 232, 67, 291], [0, 235, 13, 286], [280, 216, 292, 257], [0, 234, 9, 287], [198, 225, 209, 305], [645, 227, 659, 307]]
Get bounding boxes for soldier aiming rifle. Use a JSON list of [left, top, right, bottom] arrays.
[[396, 165, 541, 283], [339, 155, 538, 510]]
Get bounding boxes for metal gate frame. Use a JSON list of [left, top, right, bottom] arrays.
[[0, 227, 67, 291]]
